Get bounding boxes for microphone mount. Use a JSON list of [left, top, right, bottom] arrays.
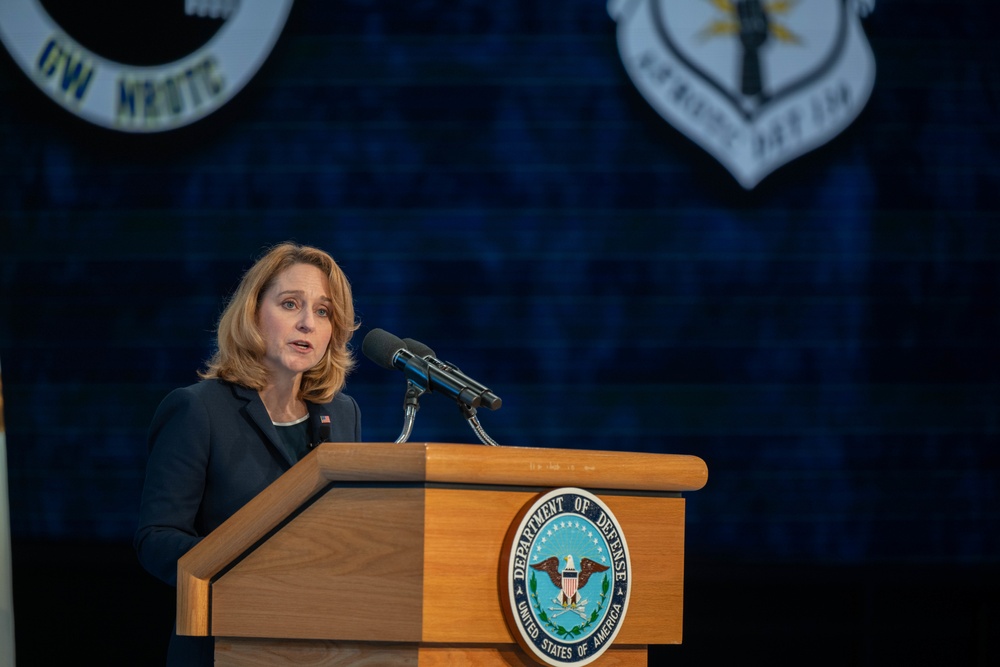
[[394, 380, 425, 444]]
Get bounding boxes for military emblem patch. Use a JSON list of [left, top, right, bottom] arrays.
[[609, 0, 877, 188], [501, 488, 631, 666], [0, 0, 294, 132]]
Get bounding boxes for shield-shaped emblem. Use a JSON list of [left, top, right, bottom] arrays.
[[609, 0, 876, 188], [562, 567, 579, 601]]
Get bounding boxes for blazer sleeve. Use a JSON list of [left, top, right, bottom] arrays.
[[133, 386, 211, 586]]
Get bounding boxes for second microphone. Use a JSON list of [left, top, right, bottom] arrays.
[[362, 328, 502, 411]]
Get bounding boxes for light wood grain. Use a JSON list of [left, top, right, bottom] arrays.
[[420, 488, 685, 645], [215, 638, 418, 666], [211, 486, 425, 641], [215, 639, 648, 666], [421, 488, 528, 643], [314, 443, 709, 492], [206, 485, 684, 645]]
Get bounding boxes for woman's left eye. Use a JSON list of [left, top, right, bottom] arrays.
[[317, 307, 330, 318]]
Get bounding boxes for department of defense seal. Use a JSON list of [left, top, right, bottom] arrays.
[[0, 0, 294, 132], [501, 488, 631, 666]]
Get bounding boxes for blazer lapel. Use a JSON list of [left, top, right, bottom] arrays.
[[307, 402, 331, 448], [232, 383, 297, 468]]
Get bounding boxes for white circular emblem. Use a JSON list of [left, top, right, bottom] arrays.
[[0, 0, 294, 132], [501, 488, 631, 666]]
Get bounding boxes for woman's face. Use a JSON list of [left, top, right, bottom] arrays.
[[257, 263, 334, 383]]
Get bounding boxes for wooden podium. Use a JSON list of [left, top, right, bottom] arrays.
[[176, 442, 708, 666]]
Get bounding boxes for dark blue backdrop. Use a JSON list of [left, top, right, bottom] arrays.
[[1, 1, 998, 664]]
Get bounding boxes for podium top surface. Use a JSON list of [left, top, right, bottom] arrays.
[[312, 442, 708, 492]]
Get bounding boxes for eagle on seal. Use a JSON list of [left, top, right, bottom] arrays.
[[531, 555, 609, 608]]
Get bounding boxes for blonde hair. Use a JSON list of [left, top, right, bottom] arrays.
[[200, 242, 358, 402]]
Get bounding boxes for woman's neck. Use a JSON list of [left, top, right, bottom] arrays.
[[259, 377, 307, 423]]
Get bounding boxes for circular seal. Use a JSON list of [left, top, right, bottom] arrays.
[[501, 488, 631, 666], [0, 0, 294, 132]]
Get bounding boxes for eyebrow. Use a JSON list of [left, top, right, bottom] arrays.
[[276, 290, 332, 303]]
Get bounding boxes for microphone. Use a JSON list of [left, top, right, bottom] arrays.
[[403, 337, 502, 411], [361, 328, 491, 409], [401, 337, 435, 359]]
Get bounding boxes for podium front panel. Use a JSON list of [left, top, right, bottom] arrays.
[[208, 483, 685, 646]]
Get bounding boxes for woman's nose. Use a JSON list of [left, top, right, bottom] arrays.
[[297, 309, 315, 331]]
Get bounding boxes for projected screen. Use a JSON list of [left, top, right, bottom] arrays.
[[0, 0, 996, 566]]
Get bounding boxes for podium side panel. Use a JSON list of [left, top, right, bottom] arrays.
[[211, 486, 425, 641]]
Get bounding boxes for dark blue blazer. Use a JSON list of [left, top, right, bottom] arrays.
[[135, 378, 361, 585], [133, 378, 361, 665]]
